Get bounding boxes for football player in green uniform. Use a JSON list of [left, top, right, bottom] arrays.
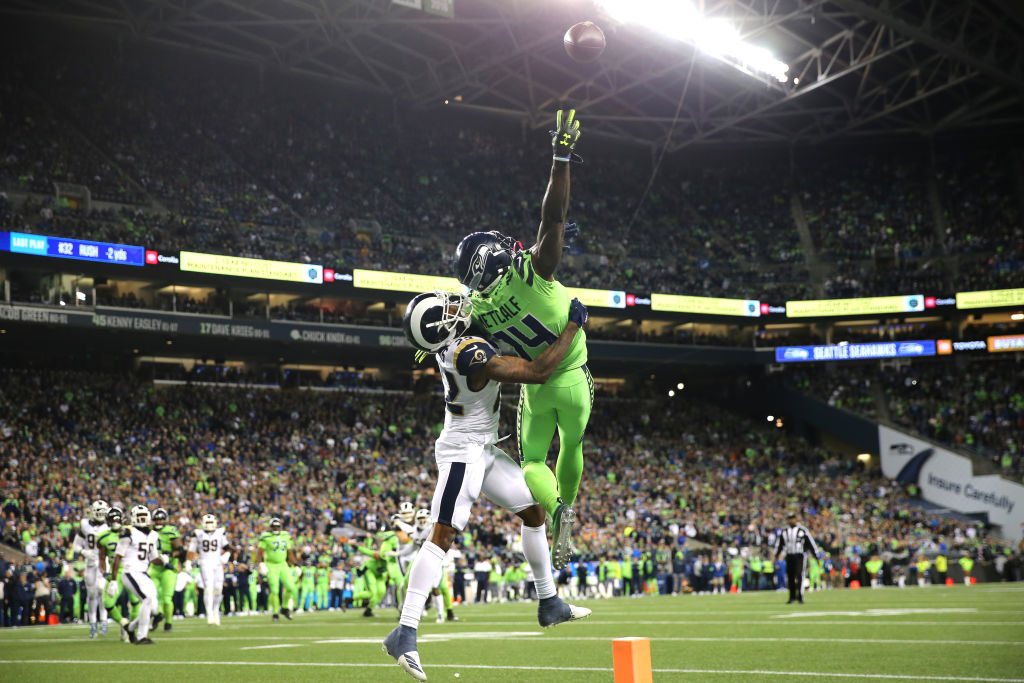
[[150, 508, 185, 632], [254, 518, 300, 621], [453, 109, 589, 569], [97, 507, 139, 642], [355, 532, 390, 617]]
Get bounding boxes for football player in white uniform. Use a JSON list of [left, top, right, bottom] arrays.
[[188, 514, 232, 625], [383, 291, 592, 681], [73, 499, 110, 638], [109, 506, 168, 644]]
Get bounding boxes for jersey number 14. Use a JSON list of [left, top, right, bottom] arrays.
[[491, 314, 557, 360]]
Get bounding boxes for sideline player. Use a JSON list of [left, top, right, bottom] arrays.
[[189, 514, 232, 625], [254, 517, 300, 620], [150, 508, 185, 632], [383, 290, 591, 681], [109, 506, 167, 645], [452, 109, 589, 568], [73, 499, 109, 638]]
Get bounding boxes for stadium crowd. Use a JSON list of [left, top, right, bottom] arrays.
[[1, 367, 1021, 626], [5, 41, 1022, 306]]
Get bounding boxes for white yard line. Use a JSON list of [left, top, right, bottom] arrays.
[[1, 659, 1022, 682]]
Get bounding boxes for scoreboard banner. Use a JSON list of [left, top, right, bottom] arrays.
[[776, 340, 936, 363], [956, 288, 1024, 309], [1, 231, 146, 266], [785, 294, 924, 318]]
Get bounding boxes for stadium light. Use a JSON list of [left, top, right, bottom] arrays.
[[1011, 312, 1023, 320], [676, 382, 684, 390], [598, 0, 790, 83], [766, 415, 774, 422], [668, 389, 675, 397]]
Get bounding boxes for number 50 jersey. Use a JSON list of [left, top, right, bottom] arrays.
[[115, 526, 161, 573], [435, 336, 500, 447], [469, 251, 587, 381]]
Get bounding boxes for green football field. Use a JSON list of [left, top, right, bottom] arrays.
[[1, 585, 1022, 682]]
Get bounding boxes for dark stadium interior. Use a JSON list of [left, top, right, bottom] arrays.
[[0, 4, 1022, 678]]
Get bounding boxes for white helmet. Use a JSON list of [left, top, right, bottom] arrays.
[[402, 290, 473, 353], [202, 514, 218, 532], [398, 502, 415, 524], [91, 499, 110, 523], [130, 505, 151, 528], [415, 508, 431, 530]]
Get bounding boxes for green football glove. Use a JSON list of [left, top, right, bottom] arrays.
[[551, 109, 581, 162]]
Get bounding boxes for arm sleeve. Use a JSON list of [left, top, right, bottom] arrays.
[[72, 534, 86, 553], [454, 338, 497, 376], [187, 537, 197, 553], [774, 531, 785, 556], [801, 526, 819, 557]]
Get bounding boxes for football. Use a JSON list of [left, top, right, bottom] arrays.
[[563, 21, 606, 63]]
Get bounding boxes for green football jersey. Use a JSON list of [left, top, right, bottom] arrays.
[[470, 252, 587, 381], [97, 528, 121, 574], [156, 525, 181, 569], [259, 531, 292, 564]]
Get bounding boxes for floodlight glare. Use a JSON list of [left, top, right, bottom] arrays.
[[599, 0, 789, 82]]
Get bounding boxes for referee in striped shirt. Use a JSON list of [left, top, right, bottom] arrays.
[[774, 512, 819, 604]]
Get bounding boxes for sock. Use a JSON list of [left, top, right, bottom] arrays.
[[554, 441, 584, 506], [136, 599, 153, 639], [521, 524, 556, 599], [522, 462, 560, 517], [399, 542, 445, 630], [433, 594, 444, 618]]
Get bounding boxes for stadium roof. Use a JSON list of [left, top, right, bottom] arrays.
[[7, 0, 1024, 150]]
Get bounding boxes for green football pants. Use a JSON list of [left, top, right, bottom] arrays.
[[266, 563, 297, 613], [148, 565, 177, 622], [518, 364, 594, 515]]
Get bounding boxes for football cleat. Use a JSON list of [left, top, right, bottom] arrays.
[[281, 607, 293, 621], [446, 609, 459, 622], [135, 637, 155, 645], [272, 614, 280, 621], [89, 623, 97, 639], [163, 622, 172, 632], [550, 501, 576, 570], [538, 595, 592, 628], [126, 624, 138, 644], [100, 620, 108, 636], [383, 625, 427, 682], [363, 607, 375, 618]]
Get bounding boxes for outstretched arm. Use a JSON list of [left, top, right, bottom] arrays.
[[531, 109, 580, 281], [532, 160, 570, 281]]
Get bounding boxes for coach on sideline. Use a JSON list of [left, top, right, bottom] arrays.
[[775, 512, 819, 604]]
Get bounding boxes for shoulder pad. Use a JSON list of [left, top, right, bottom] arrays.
[[453, 337, 496, 376], [120, 529, 132, 539]]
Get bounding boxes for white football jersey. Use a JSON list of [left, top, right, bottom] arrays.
[[191, 528, 229, 563], [435, 336, 500, 444], [75, 519, 108, 567], [115, 526, 161, 573], [411, 524, 431, 549]]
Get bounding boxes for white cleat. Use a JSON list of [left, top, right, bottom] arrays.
[[538, 595, 592, 629], [383, 626, 428, 681]]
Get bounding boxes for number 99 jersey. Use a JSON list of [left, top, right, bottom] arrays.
[[436, 336, 500, 449], [192, 528, 229, 564]]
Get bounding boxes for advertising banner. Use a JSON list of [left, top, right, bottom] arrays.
[[878, 425, 1023, 541], [956, 288, 1024, 310], [180, 251, 323, 284], [651, 293, 760, 317], [786, 294, 923, 317]]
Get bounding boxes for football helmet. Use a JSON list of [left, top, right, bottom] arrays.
[[453, 231, 517, 293], [269, 517, 283, 532], [415, 508, 431, 531], [152, 508, 168, 530], [403, 290, 472, 353], [202, 514, 217, 532], [130, 505, 151, 528], [398, 501, 415, 524], [90, 499, 110, 523], [106, 507, 124, 531]]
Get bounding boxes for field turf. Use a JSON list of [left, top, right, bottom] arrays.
[[1, 585, 1022, 682]]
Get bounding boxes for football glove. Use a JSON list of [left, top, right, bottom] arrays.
[[106, 580, 119, 598], [184, 560, 193, 572], [568, 298, 588, 327], [551, 109, 581, 162], [158, 553, 171, 566], [258, 562, 269, 577]]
